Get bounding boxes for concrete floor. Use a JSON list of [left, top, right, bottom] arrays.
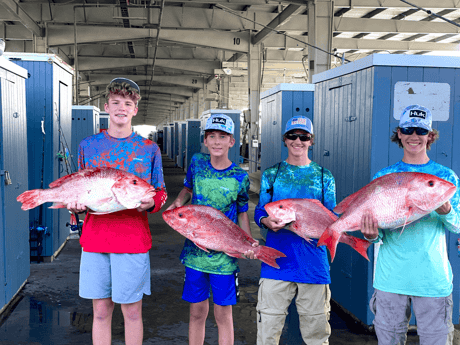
[[0, 155, 424, 344]]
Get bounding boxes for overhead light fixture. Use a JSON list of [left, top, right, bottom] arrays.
[[223, 68, 232, 75], [0, 39, 5, 56]]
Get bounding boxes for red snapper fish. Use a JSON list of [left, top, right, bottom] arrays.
[[264, 198, 371, 260], [17, 167, 156, 214], [162, 205, 286, 268], [318, 172, 457, 261]]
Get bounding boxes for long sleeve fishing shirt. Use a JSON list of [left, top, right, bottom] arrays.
[[254, 161, 337, 284], [77, 131, 167, 253], [371, 160, 460, 297]]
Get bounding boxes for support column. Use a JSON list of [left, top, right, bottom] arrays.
[[307, 0, 333, 82], [248, 32, 263, 173], [197, 89, 205, 119], [219, 76, 230, 109]]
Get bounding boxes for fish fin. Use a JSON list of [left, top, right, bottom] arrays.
[[317, 227, 341, 262], [195, 243, 210, 253], [398, 207, 414, 238], [48, 168, 101, 188], [253, 245, 286, 269], [49, 202, 67, 209], [339, 233, 371, 261], [16, 189, 43, 210]]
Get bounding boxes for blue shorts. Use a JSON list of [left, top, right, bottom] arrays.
[[79, 251, 151, 304], [182, 267, 239, 306]]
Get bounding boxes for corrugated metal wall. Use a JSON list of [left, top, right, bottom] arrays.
[[0, 60, 29, 310]]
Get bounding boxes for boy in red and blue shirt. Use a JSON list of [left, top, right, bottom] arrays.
[[68, 78, 167, 345]]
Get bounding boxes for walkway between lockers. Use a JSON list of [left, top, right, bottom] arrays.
[[0, 155, 424, 344]]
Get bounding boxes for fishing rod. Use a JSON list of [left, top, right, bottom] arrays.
[[399, 0, 460, 29], [213, 4, 350, 63]]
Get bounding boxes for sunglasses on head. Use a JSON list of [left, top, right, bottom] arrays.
[[285, 133, 312, 142], [399, 127, 429, 136]]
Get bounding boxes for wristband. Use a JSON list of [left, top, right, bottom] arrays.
[[364, 235, 379, 242]]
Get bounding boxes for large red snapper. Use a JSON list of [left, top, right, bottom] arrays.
[[17, 167, 157, 214], [264, 198, 371, 260], [318, 172, 457, 261], [162, 205, 286, 268]]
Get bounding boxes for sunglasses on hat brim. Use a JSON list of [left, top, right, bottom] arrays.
[[284, 133, 312, 142], [399, 127, 429, 136], [110, 78, 140, 93]]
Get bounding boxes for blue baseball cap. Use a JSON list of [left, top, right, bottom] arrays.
[[399, 104, 432, 131], [205, 114, 234, 135], [284, 116, 313, 135]]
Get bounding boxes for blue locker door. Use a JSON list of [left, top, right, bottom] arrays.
[[2, 78, 30, 302], [0, 80, 6, 308]]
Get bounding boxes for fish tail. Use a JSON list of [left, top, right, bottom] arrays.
[[16, 189, 43, 210], [317, 227, 341, 262], [339, 234, 371, 261], [255, 245, 286, 269]]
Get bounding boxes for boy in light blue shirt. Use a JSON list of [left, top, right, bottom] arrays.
[[361, 104, 460, 345]]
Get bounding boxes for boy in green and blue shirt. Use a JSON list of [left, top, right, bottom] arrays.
[[167, 114, 256, 345]]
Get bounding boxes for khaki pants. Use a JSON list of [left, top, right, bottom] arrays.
[[256, 278, 331, 345]]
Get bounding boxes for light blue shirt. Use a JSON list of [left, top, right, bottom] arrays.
[[372, 160, 460, 297]]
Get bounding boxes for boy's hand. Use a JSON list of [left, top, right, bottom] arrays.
[[243, 241, 259, 259], [165, 200, 183, 211], [67, 202, 87, 214], [360, 210, 379, 241], [261, 216, 286, 231], [435, 200, 451, 215], [137, 196, 155, 212]]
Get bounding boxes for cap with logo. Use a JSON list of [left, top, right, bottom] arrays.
[[205, 114, 234, 135], [399, 104, 432, 131], [284, 116, 313, 135]]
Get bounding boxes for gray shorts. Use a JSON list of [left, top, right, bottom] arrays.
[[79, 250, 151, 304], [370, 289, 454, 344]]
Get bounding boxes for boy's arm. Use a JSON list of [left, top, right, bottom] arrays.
[[238, 211, 258, 259], [165, 187, 193, 211]]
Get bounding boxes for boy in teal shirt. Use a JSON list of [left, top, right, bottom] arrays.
[[361, 105, 460, 345], [166, 114, 256, 345]]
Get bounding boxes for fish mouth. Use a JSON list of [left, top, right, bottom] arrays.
[[440, 185, 457, 203]]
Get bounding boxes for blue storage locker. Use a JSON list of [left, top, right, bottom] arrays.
[[200, 109, 241, 165], [167, 124, 174, 160], [177, 122, 186, 168], [71, 106, 100, 169], [185, 119, 201, 172], [162, 126, 168, 154], [99, 112, 109, 132], [173, 122, 180, 165], [312, 53, 460, 326], [0, 57, 29, 310], [6, 53, 74, 261], [260, 83, 315, 173]]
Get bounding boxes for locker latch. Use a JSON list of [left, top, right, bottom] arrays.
[[1, 170, 12, 186]]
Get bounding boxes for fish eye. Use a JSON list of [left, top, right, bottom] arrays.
[[179, 213, 183, 217], [133, 180, 137, 185], [428, 181, 434, 187], [279, 205, 283, 209]]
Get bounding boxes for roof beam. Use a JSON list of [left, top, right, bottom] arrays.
[[252, 4, 302, 45], [0, 0, 43, 37], [334, 37, 460, 51]]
